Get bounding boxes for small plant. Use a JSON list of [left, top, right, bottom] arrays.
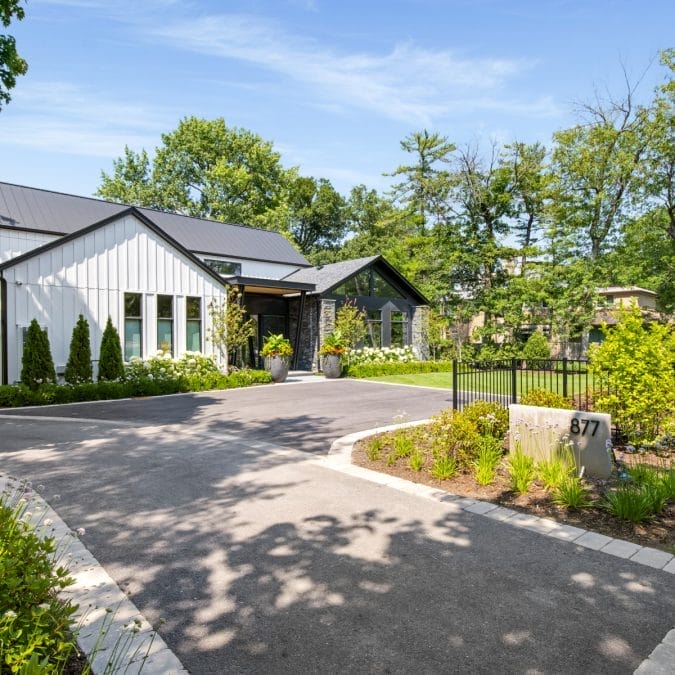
[[603, 486, 655, 523], [393, 431, 415, 458], [20, 319, 57, 389], [409, 451, 425, 472], [519, 388, 574, 409], [626, 463, 661, 487], [366, 437, 384, 461], [507, 447, 536, 494], [64, 314, 93, 384], [385, 451, 397, 467], [658, 465, 675, 500], [472, 436, 503, 486], [537, 445, 576, 491], [431, 455, 458, 480], [552, 477, 592, 509], [319, 331, 347, 356], [260, 333, 293, 358], [98, 316, 125, 381]]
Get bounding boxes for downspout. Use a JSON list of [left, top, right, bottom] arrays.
[[292, 290, 306, 370], [1, 274, 7, 385]]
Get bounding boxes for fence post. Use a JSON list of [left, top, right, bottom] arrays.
[[511, 358, 518, 404], [562, 357, 568, 399], [452, 359, 458, 410]]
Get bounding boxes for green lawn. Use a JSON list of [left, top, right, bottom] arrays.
[[365, 370, 594, 397]]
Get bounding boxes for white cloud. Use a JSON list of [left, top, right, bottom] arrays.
[[150, 14, 552, 126], [0, 82, 170, 157]]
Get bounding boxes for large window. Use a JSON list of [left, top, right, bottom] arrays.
[[365, 310, 382, 348], [186, 297, 202, 352], [390, 311, 408, 347], [157, 295, 174, 354], [124, 293, 142, 361], [334, 269, 404, 299], [204, 259, 242, 276]]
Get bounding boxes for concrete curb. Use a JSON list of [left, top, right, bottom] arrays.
[[0, 474, 187, 675], [318, 424, 675, 675]]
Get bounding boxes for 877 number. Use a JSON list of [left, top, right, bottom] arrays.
[[570, 418, 599, 437]]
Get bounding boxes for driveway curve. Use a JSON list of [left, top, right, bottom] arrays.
[[1, 380, 672, 674]]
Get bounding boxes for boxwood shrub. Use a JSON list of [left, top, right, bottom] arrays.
[[0, 369, 272, 408], [344, 360, 454, 378]]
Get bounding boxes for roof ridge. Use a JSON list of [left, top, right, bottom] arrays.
[[0, 180, 285, 236]]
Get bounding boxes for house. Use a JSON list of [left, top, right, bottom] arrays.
[[0, 182, 428, 383]]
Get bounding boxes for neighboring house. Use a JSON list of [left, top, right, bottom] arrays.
[[0, 182, 428, 383], [588, 286, 662, 345]]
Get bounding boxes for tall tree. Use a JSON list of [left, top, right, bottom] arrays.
[[287, 176, 348, 258], [98, 117, 294, 232], [550, 77, 651, 263], [388, 130, 455, 233], [0, 0, 27, 109]]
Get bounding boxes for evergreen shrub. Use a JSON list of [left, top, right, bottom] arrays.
[[20, 319, 56, 390], [64, 314, 93, 384], [98, 317, 125, 381]]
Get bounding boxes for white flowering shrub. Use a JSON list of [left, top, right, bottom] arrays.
[[124, 350, 218, 382], [349, 345, 415, 366]]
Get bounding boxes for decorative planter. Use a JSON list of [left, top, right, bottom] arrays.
[[323, 354, 342, 379], [268, 356, 289, 383]]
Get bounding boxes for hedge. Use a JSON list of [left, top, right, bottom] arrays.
[[0, 369, 272, 408], [344, 360, 454, 378]]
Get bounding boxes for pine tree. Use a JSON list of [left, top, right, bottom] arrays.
[[21, 319, 57, 389], [98, 317, 125, 381], [64, 314, 93, 384]]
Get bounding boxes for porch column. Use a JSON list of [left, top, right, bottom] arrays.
[[411, 305, 430, 361]]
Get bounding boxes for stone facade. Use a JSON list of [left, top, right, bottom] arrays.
[[288, 296, 338, 371], [411, 305, 430, 360]]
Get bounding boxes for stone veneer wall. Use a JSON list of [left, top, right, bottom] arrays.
[[411, 305, 430, 360]]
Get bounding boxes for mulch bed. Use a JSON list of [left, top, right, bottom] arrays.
[[352, 438, 675, 553]]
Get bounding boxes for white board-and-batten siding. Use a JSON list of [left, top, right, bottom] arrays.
[[0, 229, 60, 263], [1, 214, 227, 383]]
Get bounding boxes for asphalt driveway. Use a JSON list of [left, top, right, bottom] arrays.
[[1, 379, 673, 673]]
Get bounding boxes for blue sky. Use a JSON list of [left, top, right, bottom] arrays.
[[1, 0, 672, 200]]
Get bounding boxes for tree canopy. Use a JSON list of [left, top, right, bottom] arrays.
[[0, 0, 27, 109]]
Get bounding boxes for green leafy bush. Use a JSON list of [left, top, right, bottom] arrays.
[[522, 330, 551, 364], [0, 493, 77, 671], [429, 408, 481, 467], [588, 304, 675, 443], [98, 317, 125, 382], [20, 319, 57, 390], [519, 388, 574, 409], [64, 314, 93, 384], [460, 400, 509, 438], [344, 360, 454, 378]]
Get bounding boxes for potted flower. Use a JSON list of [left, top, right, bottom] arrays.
[[319, 331, 346, 379], [260, 333, 293, 383]]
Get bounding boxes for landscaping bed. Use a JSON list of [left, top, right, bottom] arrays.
[[352, 412, 674, 554]]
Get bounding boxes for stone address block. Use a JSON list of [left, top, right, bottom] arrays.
[[509, 404, 612, 478]]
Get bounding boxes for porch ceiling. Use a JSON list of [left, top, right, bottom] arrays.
[[229, 275, 315, 296]]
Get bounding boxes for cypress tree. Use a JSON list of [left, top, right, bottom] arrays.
[[21, 319, 57, 389], [65, 314, 93, 384], [98, 317, 125, 381]]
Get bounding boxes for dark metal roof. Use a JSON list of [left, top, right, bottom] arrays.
[[284, 255, 429, 304], [0, 182, 310, 267]]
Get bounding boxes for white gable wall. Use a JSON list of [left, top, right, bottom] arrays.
[[195, 254, 301, 280], [0, 229, 60, 263], [1, 214, 227, 383]]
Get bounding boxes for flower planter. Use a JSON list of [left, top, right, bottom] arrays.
[[268, 356, 289, 383], [322, 354, 342, 379]]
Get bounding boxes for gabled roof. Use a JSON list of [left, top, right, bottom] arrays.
[[0, 182, 310, 267], [284, 255, 429, 304], [0, 207, 230, 290]]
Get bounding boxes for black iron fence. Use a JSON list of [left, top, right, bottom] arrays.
[[451, 358, 594, 411]]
